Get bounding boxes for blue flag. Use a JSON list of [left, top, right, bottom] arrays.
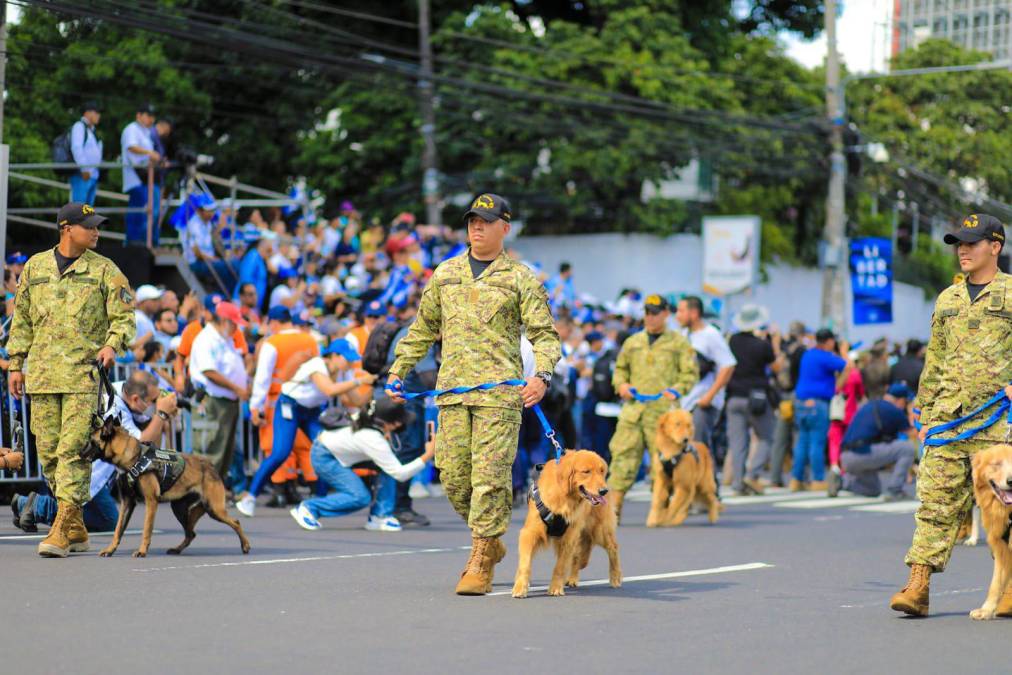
[[849, 237, 893, 325]]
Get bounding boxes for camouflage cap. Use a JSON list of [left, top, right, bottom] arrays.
[[943, 214, 1006, 245]]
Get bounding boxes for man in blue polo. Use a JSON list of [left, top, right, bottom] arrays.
[[830, 382, 917, 500]]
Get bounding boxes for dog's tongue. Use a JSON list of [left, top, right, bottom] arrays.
[[1001, 489, 1012, 506]]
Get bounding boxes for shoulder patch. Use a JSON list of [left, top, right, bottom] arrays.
[[120, 286, 134, 305]]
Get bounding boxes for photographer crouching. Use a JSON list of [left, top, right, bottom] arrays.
[[12, 370, 179, 534]]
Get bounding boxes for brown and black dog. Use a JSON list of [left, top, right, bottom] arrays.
[[512, 450, 621, 598], [649, 409, 722, 527], [81, 416, 250, 558]]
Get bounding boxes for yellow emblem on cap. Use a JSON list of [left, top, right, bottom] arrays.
[[82, 204, 95, 215], [963, 214, 979, 229], [472, 194, 495, 210], [645, 294, 663, 305]]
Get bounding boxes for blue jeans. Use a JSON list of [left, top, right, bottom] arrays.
[[69, 173, 98, 205], [303, 441, 395, 519], [23, 485, 118, 532], [248, 394, 322, 497], [126, 184, 161, 246], [791, 399, 830, 482], [393, 397, 426, 512]]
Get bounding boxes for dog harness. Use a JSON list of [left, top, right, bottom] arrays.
[[123, 445, 186, 495], [660, 444, 700, 478], [528, 482, 569, 538]]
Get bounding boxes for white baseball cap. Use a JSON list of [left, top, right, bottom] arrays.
[[135, 285, 164, 302]]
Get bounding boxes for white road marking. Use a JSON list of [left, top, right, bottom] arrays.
[[133, 545, 472, 572], [720, 492, 828, 506], [0, 528, 163, 540], [488, 561, 774, 597], [776, 496, 882, 509], [851, 501, 920, 514]]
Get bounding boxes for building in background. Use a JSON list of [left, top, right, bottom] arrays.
[[893, 0, 1012, 60]]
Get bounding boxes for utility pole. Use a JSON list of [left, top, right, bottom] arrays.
[[821, 0, 847, 332], [0, 0, 9, 270], [417, 0, 441, 225], [0, 0, 6, 144]]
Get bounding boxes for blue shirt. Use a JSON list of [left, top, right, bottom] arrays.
[[841, 400, 910, 454], [794, 348, 847, 401], [234, 248, 268, 309]]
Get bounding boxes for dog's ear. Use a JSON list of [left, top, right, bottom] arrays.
[[971, 450, 986, 477], [99, 415, 119, 442]]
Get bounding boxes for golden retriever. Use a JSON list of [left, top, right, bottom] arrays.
[[970, 444, 1012, 619], [511, 450, 621, 598], [649, 409, 722, 527]]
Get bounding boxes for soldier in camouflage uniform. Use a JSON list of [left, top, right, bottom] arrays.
[[608, 295, 699, 523], [388, 193, 560, 596], [891, 214, 1012, 616], [7, 203, 135, 558]]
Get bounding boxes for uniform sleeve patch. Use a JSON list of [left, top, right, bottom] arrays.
[[120, 287, 134, 304]]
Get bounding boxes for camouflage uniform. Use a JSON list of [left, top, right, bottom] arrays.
[[608, 330, 699, 492], [390, 250, 560, 538], [7, 248, 135, 506], [906, 271, 1012, 571]]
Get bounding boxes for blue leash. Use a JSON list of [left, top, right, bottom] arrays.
[[629, 387, 681, 402], [913, 385, 1012, 447], [385, 378, 565, 463]]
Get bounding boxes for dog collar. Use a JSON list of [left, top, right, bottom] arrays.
[[529, 483, 569, 538], [660, 444, 699, 478]]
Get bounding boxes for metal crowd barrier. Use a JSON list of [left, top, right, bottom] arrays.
[[0, 363, 260, 484]]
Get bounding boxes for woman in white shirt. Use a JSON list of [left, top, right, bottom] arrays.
[[236, 338, 376, 517], [291, 398, 434, 532]]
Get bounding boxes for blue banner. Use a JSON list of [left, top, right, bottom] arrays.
[[849, 237, 893, 325]]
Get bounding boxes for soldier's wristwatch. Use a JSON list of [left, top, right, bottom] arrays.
[[536, 371, 553, 388]]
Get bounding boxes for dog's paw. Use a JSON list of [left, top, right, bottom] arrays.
[[166, 548, 181, 555], [131, 550, 147, 558], [970, 607, 997, 621], [963, 538, 979, 547], [547, 583, 566, 596], [98, 549, 115, 558], [645, 518, 659, 528], [565, 577, 579, 588], [511, 582, 529, 599], [242, 544, 251, 554], [610, 573, 622, 588]]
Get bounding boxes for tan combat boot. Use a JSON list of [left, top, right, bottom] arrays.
[[37, 501, 73, 558], [995, 586, 1012, 617], [611, 491, 625, 525], [808, 480, 829, 491], [455, 536, 492, 596], [889, 564, 931, 616], [483, 537, 507, 593], [788, 479, 806, 492], [64, 504, 90, 553]]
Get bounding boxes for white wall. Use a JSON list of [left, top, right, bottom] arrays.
[[511, 232, 935, 342]]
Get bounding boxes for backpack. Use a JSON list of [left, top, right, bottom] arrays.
[[696, 350, 716, 379], [361, 321, 405, 376], [51, 121, 90, 177], [591, 349, 619, 402]]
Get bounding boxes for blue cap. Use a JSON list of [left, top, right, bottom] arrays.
[[266, 306, 291, 322], [291, 310, 312, 326], [278, 266, 298, 281], [364, 300, 386, 318], [203, 293, 223, 312], [194, 193, 217, 210], [887, 382, 914, 399], [585, 331, 604, 343], [322, 338, 360, 362], [5, 252, 27, 265]]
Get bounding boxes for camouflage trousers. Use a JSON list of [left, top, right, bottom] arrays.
[[435, 404, 521, 538], [905, 439, 991, 572], [30, 392, 97, 507], [607, 407, 667, 493]]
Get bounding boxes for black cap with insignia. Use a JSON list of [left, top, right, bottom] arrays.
[[57, 202, 108, 230], [463, 193, 512, 224], [943, 213, 1006, 245]]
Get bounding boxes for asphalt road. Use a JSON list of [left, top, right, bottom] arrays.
[[1, 487, 1007, 674]]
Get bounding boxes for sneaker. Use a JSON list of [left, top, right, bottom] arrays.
[[394, 509, 430, 527], [743, 478, 765, 496], [11, 494, 22, 530], [20, 492, 38, 533], [827, 468, 842, 498], [236, 494, 256, 518], [409, 482, 430, 499], [364, 515, 402, 532], [289, 503, 322, 531]]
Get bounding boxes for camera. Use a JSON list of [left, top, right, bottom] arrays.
[[177, 146, 214, 169]]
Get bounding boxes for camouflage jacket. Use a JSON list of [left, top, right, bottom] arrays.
[[612, 329, 699, 423], [390, 249, 561, 409], [917, 271, 1012, 441], [7, 248, 135, 394]]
